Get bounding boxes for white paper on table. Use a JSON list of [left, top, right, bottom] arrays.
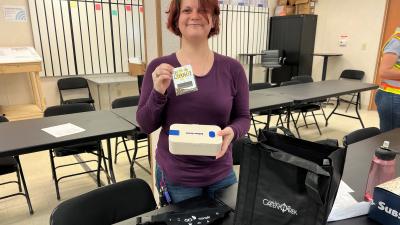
[[327, 180, 370, 222], [337, 180, 354, 194], [42, 123, 85, 138], [328, 201, 370, 222]]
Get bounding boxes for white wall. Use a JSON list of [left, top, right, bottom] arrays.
[[312, 0, 387, 108], [0, 0, 35, 106], [161, 0, 180, 55]]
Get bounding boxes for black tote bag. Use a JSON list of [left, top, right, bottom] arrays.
[[234, 130, 347, 225]]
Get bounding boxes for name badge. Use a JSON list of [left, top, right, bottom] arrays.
[[172, 65, 198, 96]]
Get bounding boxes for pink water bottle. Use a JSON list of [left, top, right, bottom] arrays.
[[364, 141, 397, 202]]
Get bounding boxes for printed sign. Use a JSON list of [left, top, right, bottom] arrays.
[[2, 5, 27, 22]]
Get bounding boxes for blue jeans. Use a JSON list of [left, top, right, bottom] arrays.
[[375, 89, 400, 132], [155, 164, 237, 204]]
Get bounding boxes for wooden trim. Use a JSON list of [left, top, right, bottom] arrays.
[[0, 104, 43, 121], [34, 72, 45, 110], [369, 0, 390, 110], [0, 62, 41, 74], [143, 0, 148, 63], [156, 0, 163, 56]]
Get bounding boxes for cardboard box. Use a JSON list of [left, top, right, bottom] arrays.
[[277, 0, 288, 6], [295, 0, 317, 4], [168, 124, 222, 156], [288, 0, 297, 5], [286, 6, 295, 15], [295, 0, 308, 4], [274, 5, 295, 16], [295, 3, 314, 14], [128, 57, 146, 76], [274, 5, 285, 16], [369, 177, 400, 225]]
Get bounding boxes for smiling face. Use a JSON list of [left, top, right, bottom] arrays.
[[177, 0, 214, 41]]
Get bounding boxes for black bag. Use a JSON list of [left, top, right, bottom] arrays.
[[234, 130, 347, 225]]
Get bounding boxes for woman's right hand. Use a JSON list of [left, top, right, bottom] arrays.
[[152, 63, 174, 95]]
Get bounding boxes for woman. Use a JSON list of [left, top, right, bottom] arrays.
[[375, 27, 400, 132], [136, 0, 250, 204]]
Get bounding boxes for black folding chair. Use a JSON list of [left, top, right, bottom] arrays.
[[111, 96, 151, 178], [249, 83, 286, 137], [338, 69, 365, 112], [44, 103, 110, 200], [57, 77, 95, 107], [50, 178, 156, 225], [281, 76, 327, 138], [0, 116, 34, 214]]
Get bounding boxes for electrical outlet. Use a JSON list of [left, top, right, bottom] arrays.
[[361, 43, 367, 51], [339, 39, 347, 47]]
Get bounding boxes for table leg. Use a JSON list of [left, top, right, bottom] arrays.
[[355, 93, 365, 128], [108, 84, 112, 109], [321, 56, 328, 81], [248, 56, 254, 84], [97, 84, 101, 109], [106, 138, 116, 183], [326, 93, 365, 128], [326, 97, 340, 126], [286, 107, 291, 130]]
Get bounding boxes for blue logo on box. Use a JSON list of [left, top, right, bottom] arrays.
[[169, 130, 180, 136], [209, 131, 216, 138]]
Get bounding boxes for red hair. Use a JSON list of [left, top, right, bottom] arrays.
[[166, 0, 220, 38]]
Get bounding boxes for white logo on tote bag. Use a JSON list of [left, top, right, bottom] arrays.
[[263, 198, 298, 215]]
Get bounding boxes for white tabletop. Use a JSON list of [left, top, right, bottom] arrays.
[[85, 73, 137, 84], [0, 47, 42, 64]]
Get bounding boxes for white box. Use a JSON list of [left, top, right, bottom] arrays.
[[168, 124, 222, 156]]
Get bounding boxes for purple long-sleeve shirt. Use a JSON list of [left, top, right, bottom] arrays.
[[137, 52, 250, 187]]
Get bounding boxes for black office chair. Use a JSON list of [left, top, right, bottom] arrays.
[[44, 103, 109, 200], [0, 116, 34, 214], [343, 127, 381, 147], [260, 50, 285, 83], [50, 178, 157, 225], [111, 96, 151, 178], [57, 77, 95, 107], [338, 70, 365, 112], [249, 83, 286, 137]]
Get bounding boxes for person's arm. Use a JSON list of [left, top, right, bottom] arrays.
[[136, 60, 173, 134], [228, 62, 251, 140], [379, 37, 400, 81], [215, 62, 251, 159], [379, 53, 400, 80]]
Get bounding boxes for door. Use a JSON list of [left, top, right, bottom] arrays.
[[369, 0, 400, 110]]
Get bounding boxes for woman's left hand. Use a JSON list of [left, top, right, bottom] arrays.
[[215, 127, 235, 159]]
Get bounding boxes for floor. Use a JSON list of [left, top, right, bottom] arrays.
[[0, 66, 380, 225]]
